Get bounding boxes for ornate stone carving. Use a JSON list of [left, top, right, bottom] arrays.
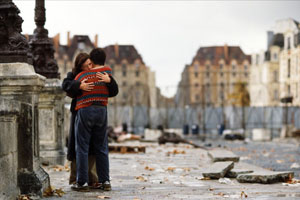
[[29, 0, 59, 79], [0, 0, 29, 63]]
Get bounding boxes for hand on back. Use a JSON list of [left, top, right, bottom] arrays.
[[80, 79, 94, 92], [96, 72, 111, 83]]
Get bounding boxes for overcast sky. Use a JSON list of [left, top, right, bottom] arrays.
[[14, 0, 300, 97]]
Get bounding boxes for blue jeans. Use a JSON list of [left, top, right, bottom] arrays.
[[75, 106, 109, 185]]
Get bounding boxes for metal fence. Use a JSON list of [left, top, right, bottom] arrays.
[[107, 105, 300, 137]]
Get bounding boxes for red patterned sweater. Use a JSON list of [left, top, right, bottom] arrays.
[[74, 66, 112, 110]]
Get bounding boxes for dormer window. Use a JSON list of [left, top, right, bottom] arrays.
[[287, 37, 291, 50]]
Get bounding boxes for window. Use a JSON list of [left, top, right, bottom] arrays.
[[205, 84, 210, 102], [194, 64, 199, 71], [274, 90, 278, 101], [135, 63, 140, 68], [244, 64, 248, 71], [273, 70, 278, 82], [135, 71, 139, 77], [273, 53, 277, 61], [288, 85, 291, 96], [220, 91, 224, 101], [244, 72, 248, 77], [232, 72, 236, 76], [123, 93, 127, 100], [288, 59, 291, 78], [194, 83, 199, 88], [219, 64, 223, 70], [256, 55, 259, 65], [206, 72, 210, 77], [195, 94, 200, 101], [287, 37, 291, 49], [136, 81, 140, 86], [122, 81, 126, 86], [194, 72, 198, 77], [232, 64, 236, 70], [206, 64, 210, 71], [122, 70, 126, 77], [220, 72, 223, 77]]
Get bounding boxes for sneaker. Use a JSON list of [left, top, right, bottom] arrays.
[[101, 181, 111, 191], [71, 183, 89, 192]]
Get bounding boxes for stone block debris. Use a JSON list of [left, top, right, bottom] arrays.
[[208, 149, 240, 162], [237, 171, 294, 184], [226, 168, 254, 178], [202, 161, 234, 179]]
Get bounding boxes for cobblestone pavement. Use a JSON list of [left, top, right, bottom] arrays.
[[193, 137, 300, 179], [42, 141, 300, 200]]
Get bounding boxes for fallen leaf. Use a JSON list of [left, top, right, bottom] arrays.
[[97, 196, 111, 199], [200, 177, 211, 180], [241, 191, 248, 198], [135, 176, 147, 182], [43, 186, 65, 197], [54, 188, 65, 197], [276, 160, 284, 163], [216, 192, 224, 196], [145, 166, 155, 171], [183, 167, 190, 172], [209, 188, 214, 191], [17, 195, 31, 200], [166, 167, 175, 172]]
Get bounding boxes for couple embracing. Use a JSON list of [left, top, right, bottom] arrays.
[[62, 48, 118, 191]]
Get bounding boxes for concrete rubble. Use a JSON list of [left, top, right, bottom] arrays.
[[205, 147, 295, 184], [208, 149, 240, 162], [202, 161, 234, 179]]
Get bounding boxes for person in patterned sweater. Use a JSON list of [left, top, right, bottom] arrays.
[[71, 48, 117, 191]]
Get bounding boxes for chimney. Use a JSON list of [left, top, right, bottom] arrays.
[[67, 31, 71, 47], [94, 34, 98, 48], [53, 33, 60, 52], [224, 44, 228, 63], [267, 31, 274, 49], [114, 43, 119, 58]]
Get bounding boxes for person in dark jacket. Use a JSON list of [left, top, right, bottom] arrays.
[[62, 52, 118, 187]]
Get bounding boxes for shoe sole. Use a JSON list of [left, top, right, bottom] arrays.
[[102, 186, 111, 191], [71, 186, 90, 192]]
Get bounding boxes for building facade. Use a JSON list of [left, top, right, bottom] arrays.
[[104, 44, 157, 108], [176, 45, 251, 107], [250, 18, 300, 106]]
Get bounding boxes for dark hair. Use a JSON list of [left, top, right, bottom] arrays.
[[90, 48, 106, 65], [72, 53, 90, 76]]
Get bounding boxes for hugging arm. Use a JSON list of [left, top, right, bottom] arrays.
[[62, 72, 82, 98], [107, 76, 119, 97]]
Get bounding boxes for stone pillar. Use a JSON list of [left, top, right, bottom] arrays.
[[0, 62, 49, 196], [0, 0, 49, 197], [39, 79, 65, 165], [0, 98, 20, 199], [29, 0, 65, 165]]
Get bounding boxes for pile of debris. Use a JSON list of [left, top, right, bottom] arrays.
[[202, 149, 294, 184]]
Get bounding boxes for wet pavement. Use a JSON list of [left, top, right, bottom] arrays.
[[41, 139, 300, 200]]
